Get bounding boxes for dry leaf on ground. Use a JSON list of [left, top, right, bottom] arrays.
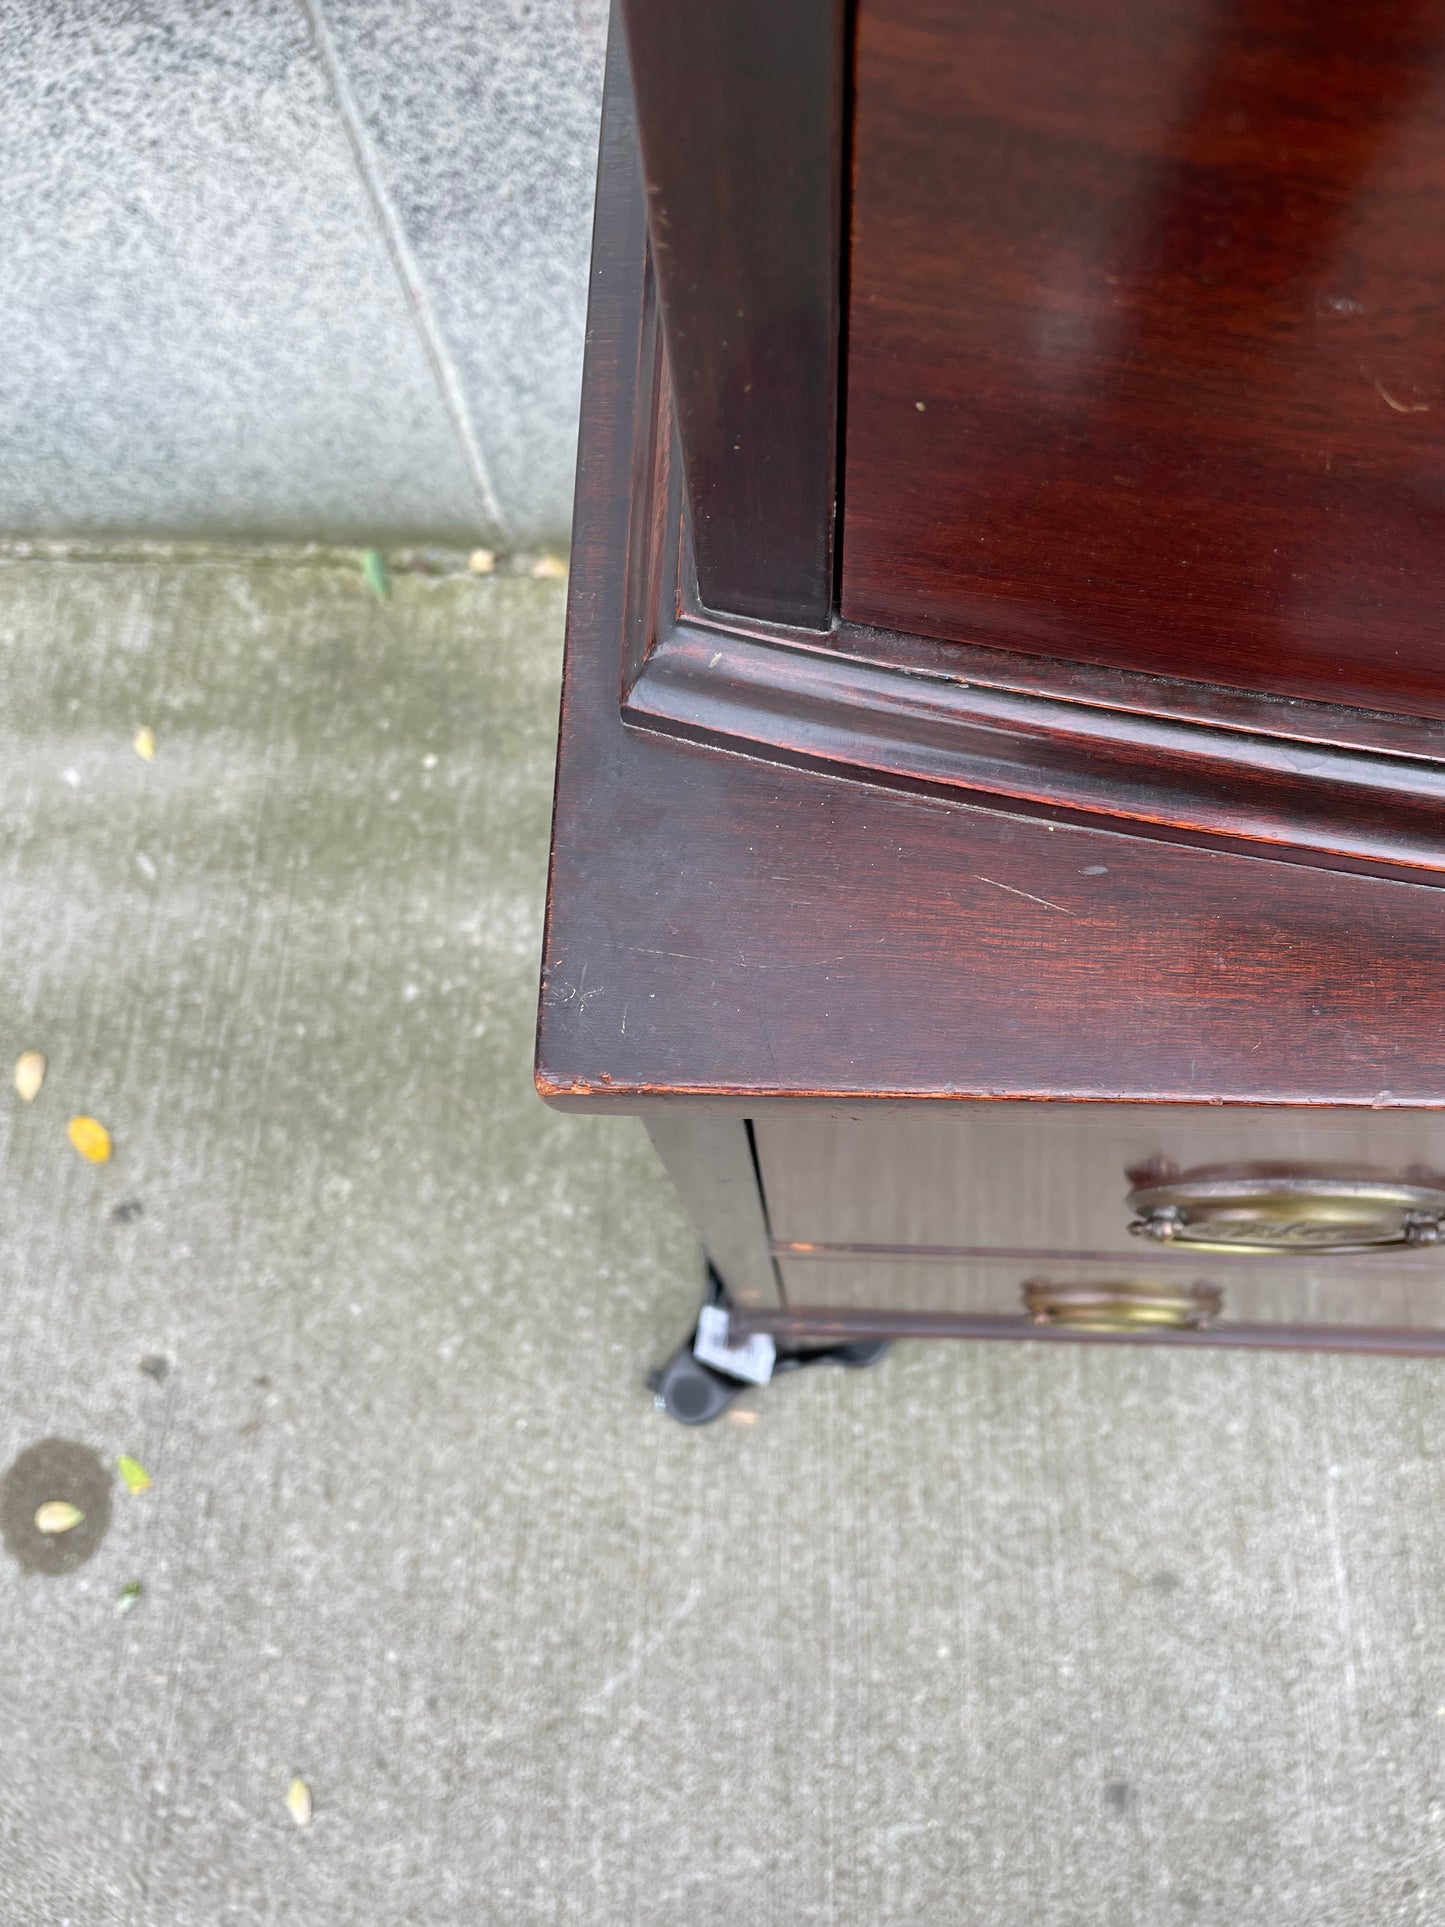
[[116, 1455, 151, 1495], [466, 548, 496, 575], [14, 1052, 45, 1102], [34, 1501, 84, 1534], [530, 554, 567, 580], [68, 1116, 111, 1162]]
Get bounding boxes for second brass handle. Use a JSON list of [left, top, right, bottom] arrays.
[[1023, 1279, 1222, 1332]]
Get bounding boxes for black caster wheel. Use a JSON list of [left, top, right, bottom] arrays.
[[648, 1263, 892, 1425], [827, 1339, 891, 1370], [648, 1343, 746, 1425], [775, 1337, 891, 1375]]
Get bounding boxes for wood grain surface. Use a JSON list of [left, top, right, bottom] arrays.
[[755, 1107, 1445, 1252], [626, 611, 1445, 884], [772, 1253, 1445, 1331], [538, 39, 1445, 1115], [620, 0, 843, 627], [842, 0, 1445, 719]]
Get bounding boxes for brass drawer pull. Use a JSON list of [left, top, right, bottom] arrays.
[[1127, 1175, 1445, 1254], [1023, 1279, 1222, 1331]]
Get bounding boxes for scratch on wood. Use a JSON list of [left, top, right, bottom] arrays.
[[1374, 378, 1430, 414], [973, 875, 1075, 915], [546, 978, 604, 1015]]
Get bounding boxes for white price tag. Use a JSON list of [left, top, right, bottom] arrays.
[[693, 1303, 776, 1385]]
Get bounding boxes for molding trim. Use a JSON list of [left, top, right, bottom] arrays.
[[628, 612, 1445, 881], [620, 305, 1445, 886]]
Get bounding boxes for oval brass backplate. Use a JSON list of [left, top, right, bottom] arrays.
[[1023, 1279, 1222, 1332], [1126, 1175, 1445, 1254]]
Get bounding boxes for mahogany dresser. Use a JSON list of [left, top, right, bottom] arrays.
[[537, 0, 1445, 1420]]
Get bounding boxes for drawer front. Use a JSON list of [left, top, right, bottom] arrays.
[[757, 1108, 1445, 1259], [777, 1253, 1445, 1333]]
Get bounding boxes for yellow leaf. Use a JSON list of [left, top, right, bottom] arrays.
[[116, 1454, 151, 1495], [133, 726, 156, 761], [466, 548, 496, 576], [34, 1500, 84, 1534], [286, 1778, 313, 1827], [68, 1115, 112, 1162], [14, 1051, 45, 1102], [530, 554, 567, 581]]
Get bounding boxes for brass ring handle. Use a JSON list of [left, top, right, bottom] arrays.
[[1126, 1175, 1445, 1254], [1023, 1279, 1222, 1331]]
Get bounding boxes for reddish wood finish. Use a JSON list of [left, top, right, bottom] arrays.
[[613, 2, 1445, 887], [539, 34, 1445, 1361], [730, 1305, 1445, 1357], [626, 589, 1445, 885], [754, 1107, 1445, 1254], [620, 0, 843, 628], [842, 0, 1445, 720], [773, 1254, 1445, 1322], [622, 404, 1445, 884], [538, 45, 1445, 1118], [643, 1116, 782, 1307]]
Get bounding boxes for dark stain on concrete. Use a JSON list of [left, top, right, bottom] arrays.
[[0, 1439, 113, 1575], [1103, 1779, 1136, 1820]]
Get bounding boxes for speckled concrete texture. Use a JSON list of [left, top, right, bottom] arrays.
[[0, 554, 1442, 1926], [317, 0, 610, 543], [0, 3, 606, 548]]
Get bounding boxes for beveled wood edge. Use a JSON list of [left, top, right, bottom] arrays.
[[732, 1304, 1445, 1356], [533, 1077, 1445, 1114], [772, 1238, 1445, 1270], [830, 615, 1445, 765], [614, 271, 1445, 885], [626, 619, 1445, 883]]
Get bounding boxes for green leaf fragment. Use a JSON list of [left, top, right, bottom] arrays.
[[361, 549, 390, 601], [117, 1454, 152, 1494], [116, 1581, 143, 1614]]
